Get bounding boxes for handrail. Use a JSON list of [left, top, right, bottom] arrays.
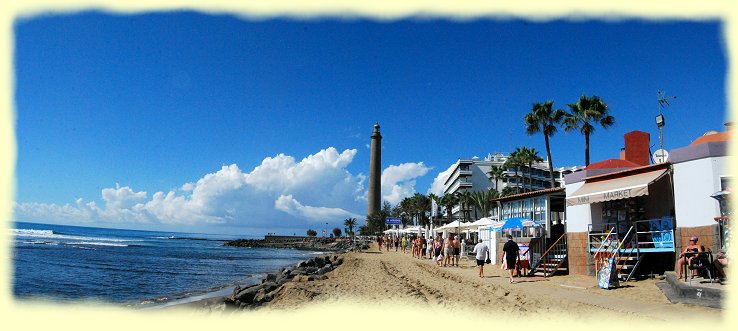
[[539, 231, 566, 258], [593, 227, 615, 258]]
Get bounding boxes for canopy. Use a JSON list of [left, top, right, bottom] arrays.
[[399, 226, 422, 234], [492, 217, 540, 232], [436, 220, 472, 232], [459, 217, 494, 230], [566, 169, 668, 206]]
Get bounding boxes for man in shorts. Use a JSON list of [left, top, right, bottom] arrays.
[[452, 235, 461, 266], [502, 234, 520, 283], [443, 234, 453, 267], [472, 239, 490, 278]]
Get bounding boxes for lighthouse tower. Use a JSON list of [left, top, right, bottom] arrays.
[[367, 123, 382, 216]]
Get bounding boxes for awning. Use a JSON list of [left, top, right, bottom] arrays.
[[566, 169, 669, 206]]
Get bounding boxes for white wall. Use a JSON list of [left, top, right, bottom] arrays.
[[564, 181, 594, 232], [673, 156, 728, 227]]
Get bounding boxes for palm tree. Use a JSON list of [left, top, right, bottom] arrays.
[[486, 165, 505, 191], [519, 146, 543, 192], [563, 95, 616, 166], [457, 191, 474, 222], [470, 189, 499, 219], [525, 100, 566, 188], [504, 148, 524, 194], [343, 217, 357, 239], [439, 193, 459, 225]]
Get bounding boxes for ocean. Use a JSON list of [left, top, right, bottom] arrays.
[[11, 221, 321, 308]]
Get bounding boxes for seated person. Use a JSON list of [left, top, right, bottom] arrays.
[[677, 236, 703, 279], [714, 250, 728, 280]]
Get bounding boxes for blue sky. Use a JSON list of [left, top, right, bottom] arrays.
[[12, 11, 727, 235]]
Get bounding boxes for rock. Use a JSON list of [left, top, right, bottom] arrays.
[[298, 261, 307, 268], [305, 258, 316, 267], [316, 265, 332, 275], [314, 257, 326, 268], [304, 266, 319, 274], [263, 273, 277, 283], [335, 257, 343, 266], [293, 275, 311, 282]]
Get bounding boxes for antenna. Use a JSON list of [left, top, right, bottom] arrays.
[[656, 90, 676, 153]]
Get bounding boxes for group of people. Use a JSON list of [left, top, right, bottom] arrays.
[[375, 232, 525, 284], [676, 236, 729, 281], [471, 234, 521, 283]]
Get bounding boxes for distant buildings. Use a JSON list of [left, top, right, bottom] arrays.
[[441, 153, 583, 221]]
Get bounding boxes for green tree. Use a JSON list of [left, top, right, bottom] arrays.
[[519, 146, 543, 192], [439, 193, 459, 224], [525, 100, 566, 188], [306, 229, 317, 237], [563, 95, 616, 166], [343, 217, 357, 238], [486, 165, 505, 191], [470, 189, 498, 219], [457, 191, 473, 222], [332, 227, 342, 238], [504, 149, 524, 194]]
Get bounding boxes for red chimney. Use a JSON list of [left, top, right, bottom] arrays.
[[623, 131, 650, 166]]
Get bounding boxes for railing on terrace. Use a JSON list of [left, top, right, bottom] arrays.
[[588, 217, 675, 253]]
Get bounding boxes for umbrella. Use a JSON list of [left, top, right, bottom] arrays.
[[494, 217, 538, 231]]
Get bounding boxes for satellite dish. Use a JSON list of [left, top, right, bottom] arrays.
[[653, 149, 669, 163]]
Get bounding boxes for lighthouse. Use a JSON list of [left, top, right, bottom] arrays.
[[367, 123, 382, 216]]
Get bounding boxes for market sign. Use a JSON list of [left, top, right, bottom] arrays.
[[386, 217, 402, 225], [566, 169, 668, 206]]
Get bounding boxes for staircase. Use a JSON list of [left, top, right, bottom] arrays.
[[593, 226, 642, 283], [527, 233, 568, 277]]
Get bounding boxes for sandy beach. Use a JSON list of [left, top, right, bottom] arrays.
[[174, 242, 725, 324]]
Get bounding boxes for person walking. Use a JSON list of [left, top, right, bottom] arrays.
[[472, 239, 490, 278], [433, 237, 443, 266], [452, 235, 461, 267], [443, 234, 453, 267], [421, 237, 428, 259], [394, 235, 400, 252], [502, 234, 520, 283], [377, 235, 383, 252]]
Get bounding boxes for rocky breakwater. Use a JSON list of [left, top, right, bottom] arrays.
[[224, 237, 368, 252], [223, 254, 343, 310]]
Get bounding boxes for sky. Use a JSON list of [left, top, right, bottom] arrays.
[[11, 11, 728, 236]]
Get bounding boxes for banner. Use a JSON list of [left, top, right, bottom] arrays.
[[431, 199, 438, 217]]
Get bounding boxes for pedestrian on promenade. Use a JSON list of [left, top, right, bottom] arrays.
[[377, 235, 383, 252], [385, 235, 391, 252], [421, 237, 428, 259], [472, 239, 490, 278], [443, 234, 453, 267], [415, 236, 423, 259], [434, 237, 443, 266], [394, 235, 400, 252], [502, 234, 520, 283], [452, 235, 461, 267]]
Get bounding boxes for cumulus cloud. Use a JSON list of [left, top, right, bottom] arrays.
[[381, 162, 430, 205], [14, 147, 432, 232], [428, 163, 455, 196]]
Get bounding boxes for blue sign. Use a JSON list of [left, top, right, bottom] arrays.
[[386, 217, 402, 225]]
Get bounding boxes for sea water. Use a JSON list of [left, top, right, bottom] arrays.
[[11, 221, 320, 308]]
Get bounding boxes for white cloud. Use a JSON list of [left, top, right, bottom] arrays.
[[380, 162, 430, 205], [428, 163, 455, 196], [274, 194, 362, 221], [14, 147, 432, 232]]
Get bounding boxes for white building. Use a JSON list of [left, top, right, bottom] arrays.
[[442, 153, 583, 221]]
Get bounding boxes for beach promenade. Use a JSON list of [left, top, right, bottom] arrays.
[[252, 243, 722, 322]]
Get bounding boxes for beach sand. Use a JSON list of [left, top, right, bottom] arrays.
[[169, 243, 723, 324]]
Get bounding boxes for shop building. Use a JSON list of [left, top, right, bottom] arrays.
[[564, 128, 731, 279]]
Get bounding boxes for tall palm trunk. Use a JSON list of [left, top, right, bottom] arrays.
[[585, 132, 591, 166], [544, 133, 555, 187]]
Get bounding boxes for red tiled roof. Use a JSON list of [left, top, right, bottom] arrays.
[[584, 158, 640, 170], [690, 131, 730, 146], [583, 162, 670, 182], [490, 187, 565, 202]]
